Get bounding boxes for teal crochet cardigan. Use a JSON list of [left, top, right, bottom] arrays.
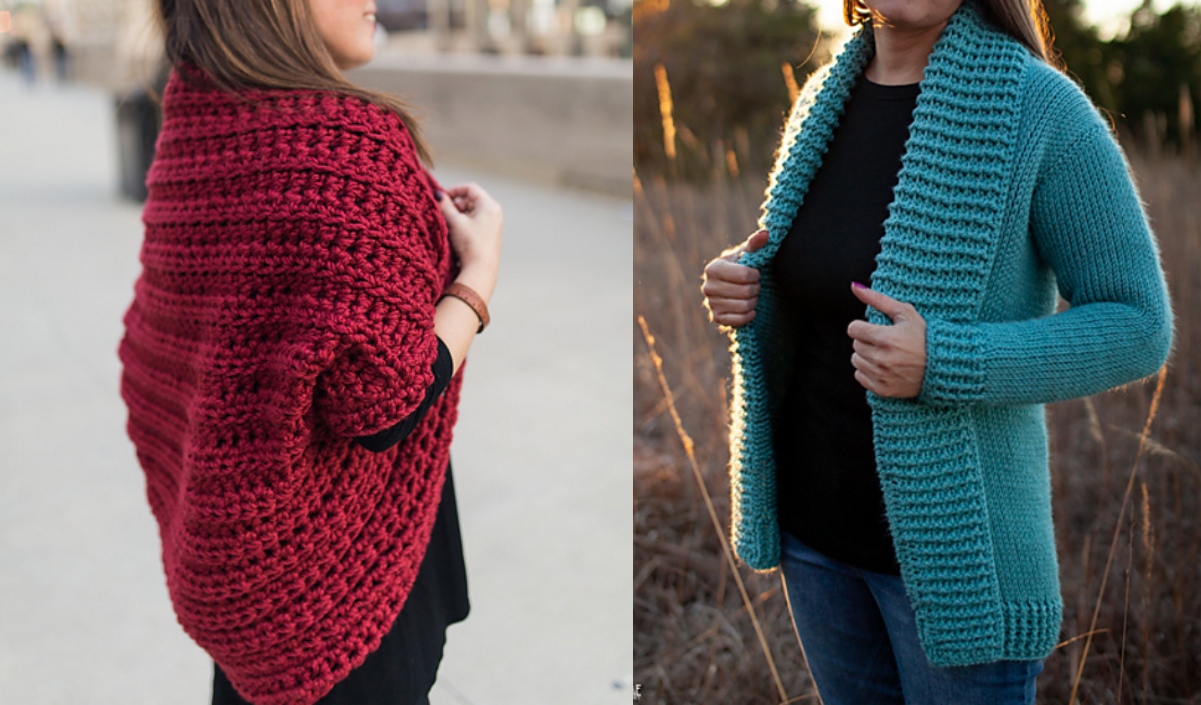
[[729, 0, 1174, 667]]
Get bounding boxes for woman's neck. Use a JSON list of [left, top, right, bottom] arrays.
[[864, 16, 951, 85]]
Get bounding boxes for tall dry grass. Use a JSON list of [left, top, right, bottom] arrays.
[[633, 137, 1201, 702]]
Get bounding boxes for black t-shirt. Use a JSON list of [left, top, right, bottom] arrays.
[[771, 76, 921, 576]]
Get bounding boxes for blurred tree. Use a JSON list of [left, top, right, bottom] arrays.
[[1029, 0, 1201, 147], [634, 0, 822, 177], [635, 0, 1201, 180], [1042, 0, 1118, 110], [1107, 2, 1201, 146]]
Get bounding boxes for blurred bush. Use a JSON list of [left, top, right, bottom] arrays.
[[634, 0, 824, 178], [1106, 2, 1201, 147], [1045, 0, 1201, 147]]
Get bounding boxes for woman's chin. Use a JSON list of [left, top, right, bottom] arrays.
[[335, 49, 376, 71], [868, 0, 961, 31]]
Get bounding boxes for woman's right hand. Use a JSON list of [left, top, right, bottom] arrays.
[[437, 182, 503, 303], [702, 229, 769, 327]]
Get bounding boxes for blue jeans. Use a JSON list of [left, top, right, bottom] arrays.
[[779, 531, 1043, 705]]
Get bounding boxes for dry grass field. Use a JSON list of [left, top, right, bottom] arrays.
[[633, 142, 1201, 703]]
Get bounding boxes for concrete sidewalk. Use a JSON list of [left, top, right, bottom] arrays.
[[0, 72, 632, 704]]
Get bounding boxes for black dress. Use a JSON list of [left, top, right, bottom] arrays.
[[212, 339, 469, 705]]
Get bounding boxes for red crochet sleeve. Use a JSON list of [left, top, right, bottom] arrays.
[[286, 97, 451, 438], [310, 258, 442, 439]]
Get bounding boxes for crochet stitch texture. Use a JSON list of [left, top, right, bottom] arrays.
[[118, 66, 459, 704], [728, 0, 1173, 667]]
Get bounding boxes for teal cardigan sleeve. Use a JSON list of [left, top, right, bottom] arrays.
[[916, 108, 1174, 406]]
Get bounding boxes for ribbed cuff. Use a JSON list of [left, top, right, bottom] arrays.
[[1000, 597, 1063, 660], [917, 317, 987, 406]]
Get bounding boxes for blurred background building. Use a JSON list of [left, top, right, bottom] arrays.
[[0, 0, 631, 85], [0, 0, 632, 195]]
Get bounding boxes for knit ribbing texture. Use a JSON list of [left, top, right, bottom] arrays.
[[729, 0, 1173, 667], [118, 66, 459, 704]]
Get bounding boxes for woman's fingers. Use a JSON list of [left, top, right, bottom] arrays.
[[702, 258, 760, 327], [851, 350, 884, 376], [441, 183, 502, 224], [438, 183, 503, 296], [850, 282, 917, 322], [851, 338, 878, 358], [702, 276, 759, 301], [707, 295, 758, 314], [437, 191, 469, 227], [702, 230, 770, 328], [443, 182, 486, 200], [443, 182, 500, 218], [854, 369, 881, 396], [706, 309, 754, 329], [706, 293, 759, 327], [847, 291, 927, 398], [853, 352, 900, 396], [704, 257, 760, 285], [718, 312, 756, 327], [717, 229, 769, 263], [744, 228, 769, 253], [846, 320, 877, 345]]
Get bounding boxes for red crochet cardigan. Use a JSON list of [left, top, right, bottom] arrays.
[[118, 66, 461, 704]]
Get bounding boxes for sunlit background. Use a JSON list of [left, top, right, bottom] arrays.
[[636, 0, 1201, 177], [802, 0, 1188, 38], [634, 0, 1201, 702]]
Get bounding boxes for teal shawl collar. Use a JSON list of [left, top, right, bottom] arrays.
[[729, 1, 1052, 665]]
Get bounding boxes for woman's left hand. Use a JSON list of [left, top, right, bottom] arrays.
[[847, 283, 927, 399]]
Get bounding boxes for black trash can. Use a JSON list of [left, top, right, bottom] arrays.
[[115, 89, 162, 202]]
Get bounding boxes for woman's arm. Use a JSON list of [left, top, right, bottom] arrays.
[[432, 183, 502, 373], [915, 113, 1173, 407]]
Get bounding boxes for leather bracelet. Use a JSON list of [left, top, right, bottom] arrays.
[[440, 282, 490, 334]]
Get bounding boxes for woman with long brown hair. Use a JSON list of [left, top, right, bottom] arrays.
[[701, 0, 1173, 701], [118, 1, 501, 703]]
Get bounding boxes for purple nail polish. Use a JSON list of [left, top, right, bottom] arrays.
[[852, 281, 866, 290]]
